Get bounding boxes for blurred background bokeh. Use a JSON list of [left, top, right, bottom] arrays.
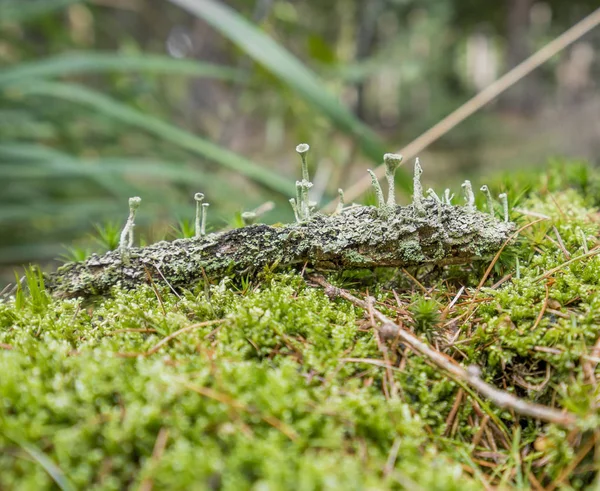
[[1, 0, 599, 285]]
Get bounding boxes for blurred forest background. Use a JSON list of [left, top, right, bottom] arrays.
[[1, 0, 599, 285]]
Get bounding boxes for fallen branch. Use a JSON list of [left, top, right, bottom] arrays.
[[47, 200, 513, 299], [310, 274, 578, 428]]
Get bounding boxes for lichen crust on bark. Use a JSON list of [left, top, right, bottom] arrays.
[[47, 198, 515, 298]]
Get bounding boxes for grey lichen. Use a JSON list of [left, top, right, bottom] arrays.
[[444, 188, 454, 205], [384, 153, 403, 207], [412, 159, 425, 215], [427, 188, 442, 220], [119, 196, 141, 251], [48, 201, 515, 299], [194, 193, 204, 238], [367, 169, 385, 209], [335, 188, 345, 215], [241, 201, 274, 225], [291, 143, 313, 222], [201, 203, 209, 236], [461, 180, 475, 212], [47, 151, 516, 299], [480, 185, 494, 216]]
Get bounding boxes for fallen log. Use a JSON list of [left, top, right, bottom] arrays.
[[47, 198, 514, 298]]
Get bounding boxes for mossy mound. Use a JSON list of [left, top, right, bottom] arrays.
[[1, 162, 599, 490]]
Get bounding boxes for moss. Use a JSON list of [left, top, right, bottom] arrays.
[[2, 163, 600, 489]]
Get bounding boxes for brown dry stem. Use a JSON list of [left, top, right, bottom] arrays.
[[310, 274, 578, 428]]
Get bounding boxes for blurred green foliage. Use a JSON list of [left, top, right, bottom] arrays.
[[0, 0, 598, 276]]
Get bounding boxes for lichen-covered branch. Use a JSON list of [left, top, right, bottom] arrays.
[[47, 199, 514, 298]]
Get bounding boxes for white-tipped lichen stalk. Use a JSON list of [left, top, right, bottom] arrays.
[[427, 188, 441, 202], [335, 188, 345, 215], [427, 188, 442, 220], [444, 188, 454, 205], [480, 185, 494, 216], [293, 143, 315, 222], [119, 196, 141, 251], [498, 193, 509, 222], [413, 158, 424, 214], [367, 169, 385, 208], [127, 225, 135, 249], [384, 153, 403, 207], [462, 180, 475, 212], [201, 203, 209, 236], [296, 143, 310, 182], [296, 144, 311, 217], [289, 198, 300, 223], [294, 181, 304, 221], [241, 211, 257, 226], [242, 201, 275, 225], [194, 193, 204, 238], [301, 180, 313, 219]]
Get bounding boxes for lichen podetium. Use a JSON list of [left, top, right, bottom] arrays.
[[46, 154, 515, 299]]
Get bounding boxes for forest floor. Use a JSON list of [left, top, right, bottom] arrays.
[[1, 162, 600, 490]]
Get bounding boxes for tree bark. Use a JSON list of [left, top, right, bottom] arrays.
[[47, 200, 514, 299]]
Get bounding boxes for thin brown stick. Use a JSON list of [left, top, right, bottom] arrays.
[[401, 268, 427, 294], [552, 226, 571, 260], [478, 219, 547, 290], [591, 337, 600, 371], [546, 434, 597, 491], [116, 319, 224, 358], [383, 437, 402, 477], [366, 293, 396, 399], [513, 364, 552, 392], [108, 328, 158, 335], [177, 379, 298, 441], [311, 274, 578, 428], [490, 274, 513, 290], [531, 283, 550, 331], [144, 266, 167, 316], [139, 427, 170, 491], [472, 415, 490, 448], [533, 246, 600, 282], [323, 7, 600, 211], [444, 388, 464, 437], [0, 343, 13, 350], [463, 218, 547, 321]]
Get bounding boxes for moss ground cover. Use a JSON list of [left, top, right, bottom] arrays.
[[1, 162, 600, 490]]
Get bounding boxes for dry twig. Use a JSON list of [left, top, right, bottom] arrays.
[[138, 428, 170, 491], [310, 274, 578, 428], [116, 319, 224, 358], [323, 8, 600, 210]]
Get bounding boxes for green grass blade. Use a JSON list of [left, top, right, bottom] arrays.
[[0, 152, 236, 198], [0, 143, 136, 198], [0, 200, 124, 223], [0, 52, 243, 87], [167, 0, 387, 163], [11, 81, 295, 196], [3, 434, 75, 491], [0, 0, 83, 25]]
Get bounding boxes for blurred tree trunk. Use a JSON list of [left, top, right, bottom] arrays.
[[354, 0, 384, 121], [503, 0, 539, 115]]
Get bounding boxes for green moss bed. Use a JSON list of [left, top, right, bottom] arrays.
[[2, 163, 600, 490]]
